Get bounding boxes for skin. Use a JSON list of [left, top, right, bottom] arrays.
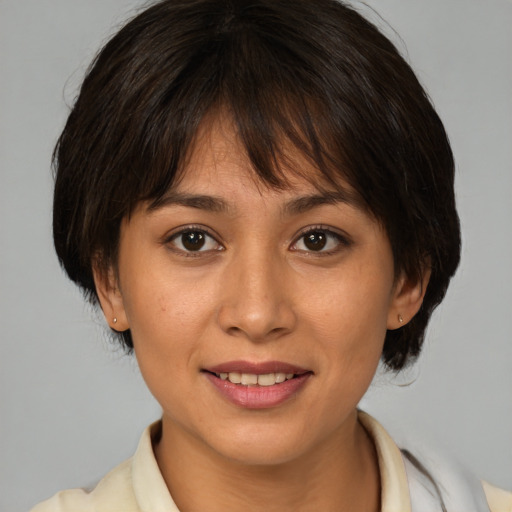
[[95, 115, 428, 512]]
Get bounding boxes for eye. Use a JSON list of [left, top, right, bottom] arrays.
[[168, 228, 222, 254], [291, 227, 350, 254]]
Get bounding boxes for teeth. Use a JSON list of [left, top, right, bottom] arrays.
[[240, 373, 258, 385], [275, 372, 286, 383], [228, 372, 241, 384], [257, 373, 276, 386], [218, 372, 296, 386]]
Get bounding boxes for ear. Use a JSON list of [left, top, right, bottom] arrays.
[[92, 262, 129, 331], [387, 266, 431, 330]]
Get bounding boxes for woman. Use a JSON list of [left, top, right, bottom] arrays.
[[30, 0, 511, 510]]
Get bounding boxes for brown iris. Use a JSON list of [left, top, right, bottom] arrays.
[[181, 231, 206, 251], [303, 232, 327, 251]]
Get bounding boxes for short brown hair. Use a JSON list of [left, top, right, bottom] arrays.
[[53, 0, 461, 370]]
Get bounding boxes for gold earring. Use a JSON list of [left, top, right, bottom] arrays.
[[398, 314, 404, 324]]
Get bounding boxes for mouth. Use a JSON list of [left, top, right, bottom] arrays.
[[206, 370, 301, 386], [202, 361, 313, 409], [203, 360, 312, 386]]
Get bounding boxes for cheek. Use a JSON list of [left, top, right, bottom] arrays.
[[122, 261, 215, 334], [122, 279, 213, 414], [304, 268, 392, 338], [300, 266, 392, 377], [119, 269, 216, 384]]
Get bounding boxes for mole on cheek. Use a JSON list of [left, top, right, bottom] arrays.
[[158, 298, 167, 313]]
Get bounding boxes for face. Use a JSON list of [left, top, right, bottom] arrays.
[[96, 117, 422, 466]]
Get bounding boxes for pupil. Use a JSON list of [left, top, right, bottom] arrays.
[[182, 231, 205, 251], [304, 232, 326, 251]]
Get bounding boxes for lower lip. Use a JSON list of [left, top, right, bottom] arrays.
[[205, 372, 312, 409]]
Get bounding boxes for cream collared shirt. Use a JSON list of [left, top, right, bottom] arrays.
[[31, 412, 512, 512]]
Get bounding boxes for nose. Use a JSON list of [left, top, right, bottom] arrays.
[[216, 250, 297, 343]]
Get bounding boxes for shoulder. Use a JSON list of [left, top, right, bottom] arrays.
[[359, 411, 512, 512], [29, 459, 140, 512], [401, 438, 512, 512], [29, 421, 177, 512], [483, 481, 512, 512], [29, 488, 93, 512]]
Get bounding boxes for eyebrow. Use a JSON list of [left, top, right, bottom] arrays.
[[149, 192, 230, 213], [282, 190, 358, 216], [148, 189, 358, 215]]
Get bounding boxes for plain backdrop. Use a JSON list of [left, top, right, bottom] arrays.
[[1, 0, 511, 510]]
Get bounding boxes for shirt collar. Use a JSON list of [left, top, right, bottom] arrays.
[[358, 410, 412, 512], [131, 421, 180, 512]]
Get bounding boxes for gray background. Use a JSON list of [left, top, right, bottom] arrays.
[[1, 0, 511, 510]]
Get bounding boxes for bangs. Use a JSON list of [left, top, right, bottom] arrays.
[[67, 0, 414, 230], [131, 21, 360, 213]]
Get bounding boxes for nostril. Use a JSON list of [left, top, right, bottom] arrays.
[[226, 326, 243, 336], [269, 326, 290, 337]]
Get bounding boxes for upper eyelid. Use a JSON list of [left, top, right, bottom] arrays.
[[292, 225, 351, 242], [162, 224, 221, 244], [163, 226, 224, 257], [289, 226, 353, 255]]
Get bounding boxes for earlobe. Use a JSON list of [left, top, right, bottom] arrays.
[[387, 267, 431, 330], [92, 263, 129, 331]]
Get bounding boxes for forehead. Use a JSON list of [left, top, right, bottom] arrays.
[[165, 112, 364, 211]]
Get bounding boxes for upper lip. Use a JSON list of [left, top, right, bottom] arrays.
[[205, 360, 310, 375]]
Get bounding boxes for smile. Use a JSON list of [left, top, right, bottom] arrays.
[[215, 372, 295, 386], [203, 361, 313, 409]]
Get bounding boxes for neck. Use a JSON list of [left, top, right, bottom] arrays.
[[154, 411, 381, 512]]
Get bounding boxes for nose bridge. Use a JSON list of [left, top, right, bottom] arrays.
[[217, 242, 296, 341]]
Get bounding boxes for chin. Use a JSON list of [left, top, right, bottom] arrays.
[[206, 423, 313, 467]]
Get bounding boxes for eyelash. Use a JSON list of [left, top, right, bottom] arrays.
[[290, 225, 352, 256], [164, 225, 224, 257], [163, 224, 351, 257]]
